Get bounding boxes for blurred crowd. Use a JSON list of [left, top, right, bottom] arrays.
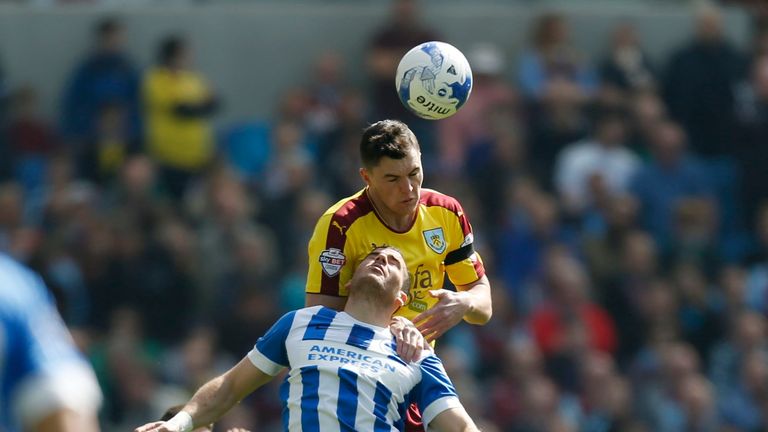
[[1, 0, 768, 431]]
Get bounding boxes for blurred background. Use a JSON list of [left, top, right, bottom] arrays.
[[1, 0, 768, 431]]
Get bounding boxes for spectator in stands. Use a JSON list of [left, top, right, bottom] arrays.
[[578, 351, 637, 431], [631, 120, 714, 245], [636, 342, 707, 432], [709, 310, 768, 395], [6, 86, 60, 193], [745, 203, 768, 314], [510, 375, 580, 432], [529, 253, 617, 390], [79, 102, 138, 186], [626, 89, 667, 153], [60, 18, 140, 146], [717, 349, 768, 430], [554, 107, 639, 216], [663, 4, 746, 157], [494, 185, 578, 312], [523, 13, 595, 183], [582, 195, 640, 291], [735, 55, 768, 227], [518, 12, 597, 101], [488, 337, 544, 430], [599, 22, 657, 93], [673, 262, 722, 363], [438, 43, 518, 177], [143, 35, 218, 199]]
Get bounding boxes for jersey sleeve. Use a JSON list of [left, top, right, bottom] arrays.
[[305, 213, 356, 298], [444, 204, 486, 287], [4, 270, 102, 430], [413, 355, 461, 427], [247, 310, 297, 376]]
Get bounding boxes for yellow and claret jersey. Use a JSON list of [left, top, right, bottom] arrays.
[[143, 67, 214, 170], [306, 188, 485, 321]]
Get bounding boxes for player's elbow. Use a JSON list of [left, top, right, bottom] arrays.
[[464, 304, 492, 325]]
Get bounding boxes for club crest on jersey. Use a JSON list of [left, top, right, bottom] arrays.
[[319, 248, 346, 277], [423, 228, 446, 254]]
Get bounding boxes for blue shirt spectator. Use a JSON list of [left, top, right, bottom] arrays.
[[60, 18, 140, 144], [631, 120, 713, 244]]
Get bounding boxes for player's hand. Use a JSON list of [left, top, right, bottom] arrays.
[[390, 316, 429, 363], [414, 290, 472, 342], [134, 421, 173, 432]]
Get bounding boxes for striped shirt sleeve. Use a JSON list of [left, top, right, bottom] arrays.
[[414, 355, 461, 427], [248, 311, 296, 375]]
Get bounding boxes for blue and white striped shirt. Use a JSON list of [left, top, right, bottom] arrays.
[[0, 255, 101, 432], [247, 306, 461, 431]]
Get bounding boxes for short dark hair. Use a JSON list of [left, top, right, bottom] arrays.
[[95, 17, 121, 39], [157, 35, 186, 66], [360, 120, 419, 168]]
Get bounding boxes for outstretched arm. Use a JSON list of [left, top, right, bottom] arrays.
[[428, 407, 481, 432], [134, 358, 274, 432]]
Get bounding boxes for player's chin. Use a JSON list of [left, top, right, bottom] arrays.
[[400, 198, 418, 213]]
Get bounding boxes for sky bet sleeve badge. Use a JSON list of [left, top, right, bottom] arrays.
[[319, 248, 346, 277]]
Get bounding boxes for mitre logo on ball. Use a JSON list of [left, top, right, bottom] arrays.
[[396, 41, 473, 120]]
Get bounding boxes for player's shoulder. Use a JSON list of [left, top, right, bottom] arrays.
[[420, 188, 464, 215], [318, 189, 374, 223], [294, 305, 340, 321]]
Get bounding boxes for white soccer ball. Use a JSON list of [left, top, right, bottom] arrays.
[[395, 41, 473, 120]]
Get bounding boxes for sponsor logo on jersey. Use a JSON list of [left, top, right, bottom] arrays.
[[319, 248, 346, 277], [422, 228, 446, 254]]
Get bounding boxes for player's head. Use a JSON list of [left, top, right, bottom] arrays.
[[157, 35, 190, 69], [161, 405, 213, 432], [359, 120, 423, 218], [95, 17, 124, 52], [348, 246, 409, 310]]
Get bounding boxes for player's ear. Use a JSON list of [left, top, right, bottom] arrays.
[[359, 167, 370, 185], [396, 291, 408, 307]]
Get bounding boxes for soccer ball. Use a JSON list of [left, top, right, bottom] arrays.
[[395, 41, 473, 120]]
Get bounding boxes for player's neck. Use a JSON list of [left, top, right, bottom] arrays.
[[366, 189, 416, 232], [344, 298, 393, 329]]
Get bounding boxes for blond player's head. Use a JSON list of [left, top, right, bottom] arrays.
[[348, 246, 409, 312]]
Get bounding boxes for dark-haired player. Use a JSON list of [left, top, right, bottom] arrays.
[[305, 119, 492, 431]]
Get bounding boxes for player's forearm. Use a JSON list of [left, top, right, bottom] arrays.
[[461, 277, 492, 325], [181, 374, 241, 429], [429, 407, 481, 432]]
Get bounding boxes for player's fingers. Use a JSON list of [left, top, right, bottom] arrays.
[[413, 307, 438, 324], [428, 289, 447, 298], [397, 337, 414, 362], [406, 341, 422, 362], [134, 422, 164, 432], [416, 311, 444, 332], [398, 341, 414, 362]]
